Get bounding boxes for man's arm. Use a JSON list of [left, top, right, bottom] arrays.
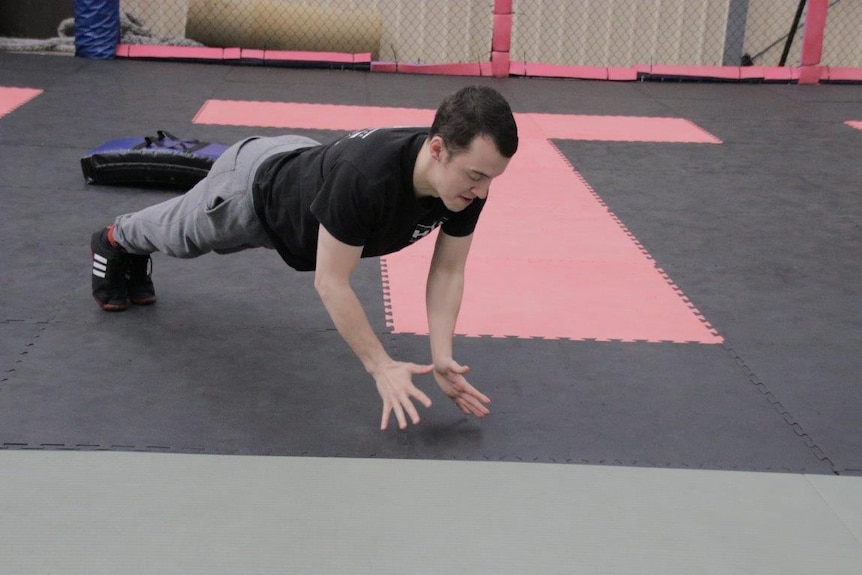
[[314, 224, 433, 430], [425, 231, 491, 418]]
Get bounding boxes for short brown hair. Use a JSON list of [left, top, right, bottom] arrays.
[[430, 85, 518, 158]]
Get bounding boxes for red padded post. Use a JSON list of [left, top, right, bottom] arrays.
[[491, 0, 513, 78], [798, 0, 829, 84]]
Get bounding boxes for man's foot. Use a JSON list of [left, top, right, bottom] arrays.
[[127, 254, 156, 306], [90, 226, 129, 311]]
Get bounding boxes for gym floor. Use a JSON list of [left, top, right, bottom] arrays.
[[1, 51, 861, 573]]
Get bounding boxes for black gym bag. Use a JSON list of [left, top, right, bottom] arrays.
[[81, 131, 229, 189]]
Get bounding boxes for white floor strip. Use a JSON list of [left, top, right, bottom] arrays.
[[1, 451, 860, 575]]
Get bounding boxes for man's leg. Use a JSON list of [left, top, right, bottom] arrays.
[[90, 135, 320, 310]]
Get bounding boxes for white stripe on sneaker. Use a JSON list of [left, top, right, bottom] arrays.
[[93, 253, 108, 278]]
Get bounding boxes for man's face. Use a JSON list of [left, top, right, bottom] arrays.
[[431, 134, 511, 212]]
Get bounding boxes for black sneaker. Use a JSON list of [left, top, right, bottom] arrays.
[[90, 227, 129, 311], [127, 254, 156, 306]]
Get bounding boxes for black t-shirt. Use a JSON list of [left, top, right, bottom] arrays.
[[252, 127, 485, 271]]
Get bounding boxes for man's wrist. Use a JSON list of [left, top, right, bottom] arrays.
[[432, 356, 453, 371], [364, 352, 395, 376]]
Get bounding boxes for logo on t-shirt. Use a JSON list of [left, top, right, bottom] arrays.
[[347, 128, 380, 140], [410, 219, 446, 243]]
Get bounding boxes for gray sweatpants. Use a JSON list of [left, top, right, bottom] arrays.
[[113, 135, 320, 258]]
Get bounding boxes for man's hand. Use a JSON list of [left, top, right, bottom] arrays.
[[373, 361, 434, 430], [433, 359, 491, 418]]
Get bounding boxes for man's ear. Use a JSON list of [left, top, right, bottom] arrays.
[[429, 135, 447, 162]]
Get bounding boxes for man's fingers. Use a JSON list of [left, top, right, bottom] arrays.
[[411, 386, 433, 408], [392, 400, 408, 430], [466, 386, 491, 405], [380, 401, 392, 430], [381, 388, 431, 430], [453, 379, 490, 403], [453, 363, 470, 375], [381, 393, 409, 430], [411, 363, 434, 375], [459, 394, 491, 416]]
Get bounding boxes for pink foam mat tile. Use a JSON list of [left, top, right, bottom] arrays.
[[194, 100, 435, 130], [522, 113, 722, 143], [194, 100, 721, 145], [382, 255, 722, 344], [0, 87, 43, 119]]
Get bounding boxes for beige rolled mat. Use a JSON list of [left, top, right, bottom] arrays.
[[187, 0, 381, 56]]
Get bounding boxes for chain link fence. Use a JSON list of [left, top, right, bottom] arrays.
[[2, 1, 860, 69], [119, 0, 493, 63], [510, 0, 860, 68], [117, 0, 861, 68], [823, 1, 862, 67]]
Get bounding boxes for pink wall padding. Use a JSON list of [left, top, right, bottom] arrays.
[[608, 67, 639, 81], [123, 45, 226, 60], [491, 51, 509, 77], [762, 67, 798, 81], [740, 66, 798, 81], [371, 62, 398, 73], [263, 50, 357, 64], [648, 65, 741, 80], [521, 63, 609, 80], [241, 49, 265, 61], [0, 87, 42, 119], [846, 121, 862, 131], [509, 61, 527, 76], [194, 100, 724, 343], [360, 61, 487, 76], [119, 44, 368, 66], [508, 63, 799, 83], [511, 62, 638, 81], [798, 65, 829, 84], [826, 67, 862, 82], [395, 62, 483, 76]]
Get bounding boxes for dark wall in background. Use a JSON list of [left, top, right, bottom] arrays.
[[0, 0, 75, 39]]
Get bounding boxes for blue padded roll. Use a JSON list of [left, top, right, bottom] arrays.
[[74, 0, 120, 59]]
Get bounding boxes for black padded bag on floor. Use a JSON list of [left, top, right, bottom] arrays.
[[81, 131, 229, 189]]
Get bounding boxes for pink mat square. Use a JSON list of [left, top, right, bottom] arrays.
[[0, 87, 42, 119]]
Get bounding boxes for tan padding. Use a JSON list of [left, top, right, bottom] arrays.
[[187, 0, 381, 57]]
